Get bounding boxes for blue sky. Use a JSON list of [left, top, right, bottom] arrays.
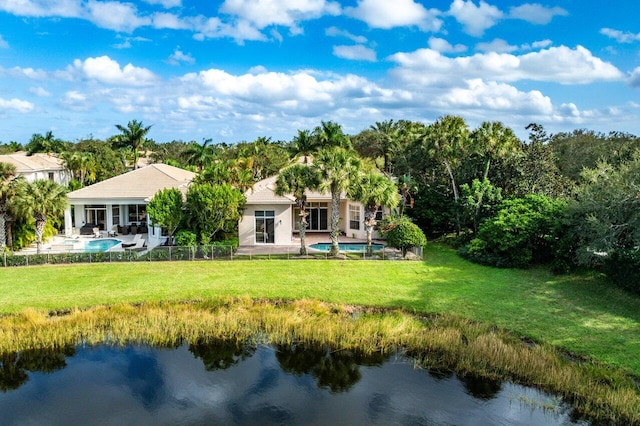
[[0, 0, 638, 144]]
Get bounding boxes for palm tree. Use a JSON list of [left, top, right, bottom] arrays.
[[316, 147, 361, 256], [288, 129, 318, 162], [397, 174, 417, 217], [275, 164, 322, 255], [349, 170, 399, 253], [0, 162, 21, 249], [313, 121, 352, 150], [14, 180, 67, 254], [420, 115, 470, 234], [471, 121, 520, 180], [114, 120, 152, 169], [369, 119, 399, 175], [184, 138, 218, 171]]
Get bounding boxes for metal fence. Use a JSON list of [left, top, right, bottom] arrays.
[[1, 245, 423, 267]]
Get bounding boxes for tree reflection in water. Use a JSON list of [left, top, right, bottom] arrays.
[[0, 346, 75, 392], [275, 342, 387, 393], [188, 338, 257, 371]]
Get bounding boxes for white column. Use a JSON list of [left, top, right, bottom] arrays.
[[64, 207, 72, 237]]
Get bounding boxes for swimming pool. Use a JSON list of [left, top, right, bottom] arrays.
[[309, 242, 385, 252], [84, 239, 122, 252]]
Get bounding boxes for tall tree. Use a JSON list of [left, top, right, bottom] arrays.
[[25, 131, 65, 155], [288, 129, 318, 162], [313, 121, 352, 150], [0, 162, 21, 249], [420, 115, 470, 234], [316, 147, 361, 255], [185, 183, 245, 244], [114, 119, 152, 169], [14, 180, 67, 254], [369, 119, 400, 175], [275, 164, 322, 255], [184, 138, 218, 171], [147, 188, 184, 246], [349, 170, 398, 253]]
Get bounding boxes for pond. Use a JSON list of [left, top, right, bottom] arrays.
[[0, 341, 590, 425]]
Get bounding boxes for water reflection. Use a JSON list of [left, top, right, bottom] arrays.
[[0, 346, 75, 391], [275, 343, 386, 393], [0, 342, 590, 425]]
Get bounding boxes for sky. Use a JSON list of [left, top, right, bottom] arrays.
[[0, 0, 638, 144]]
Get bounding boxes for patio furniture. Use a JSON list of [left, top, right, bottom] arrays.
[[108, 225, 118, 237], [80, 223, 98, 235], [92, 227, 101, 238], [130, 224, 138, 234], [118, 225, 129, 235]]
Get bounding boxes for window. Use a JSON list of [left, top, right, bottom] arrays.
[[255, 210, 275, 244], [48, 172, 55, 181], [349, 204, 360, 230], [128, 204, 147, 223], [294, 202, 328, 231], [375, 207, 383, 221], [112, 206, 120, 227]]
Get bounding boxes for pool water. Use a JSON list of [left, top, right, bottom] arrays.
[[309, 242, 384, 252], [84, 238, 121, 252]]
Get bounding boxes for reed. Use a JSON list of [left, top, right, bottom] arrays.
[[0, 298, 638, 424]]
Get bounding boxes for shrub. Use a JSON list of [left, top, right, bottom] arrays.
[[460, 194, 566, 268], [175, 231, 197, 247], [603, 249, 640, 295], [381, 217, 427, 255]]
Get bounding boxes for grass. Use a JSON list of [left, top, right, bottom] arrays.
[[1, 299, 639, 424], [1, 244, 639, 379]]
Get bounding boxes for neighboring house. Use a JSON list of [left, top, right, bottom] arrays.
[[0, 152, 70, 186], [64, 164, 196, 246], [239, 174, 382, 246]]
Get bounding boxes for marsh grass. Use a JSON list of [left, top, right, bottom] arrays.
[[0, 298, 638, 425]]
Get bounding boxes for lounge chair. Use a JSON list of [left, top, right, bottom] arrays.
[[92, 227, 101, 238], [121, 234, 142, 248]]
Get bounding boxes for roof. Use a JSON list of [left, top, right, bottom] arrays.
[[68, 163, 196, 202], [0, 152, 64, 172], [245, 173, 334, 205]]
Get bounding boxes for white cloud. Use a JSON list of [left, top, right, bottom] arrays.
[[325, 26, 367, 44], [167, 48, 195, 65], [219, 0, 340, 30], [531, 39, 552, 49], [432, 79, 553, 115], [59, 90, 91, 111], [0, 97, 34, 112], [72, 56, 158, 86], [600, 28, 640, 44], [389, 45, 624, 86], [345, 0, 442, 31], [475, 38, 518, 53], [152, 12, 192, 30], [448, 0, 503, 36], [0, 35, 8, 49], [428, 37, 467, 53], [85, 1, 150, 32], [509, 4, 568, 25], [333, 45, 377, 62], [29, 86, 51, 97], [143, 0, 181, 8], [3, 65, 48, 80], [0, 0, 82, 18]]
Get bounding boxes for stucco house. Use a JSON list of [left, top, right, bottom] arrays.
[[0, 152, 70, 186], [64, 164, 196, 246], [238, 174, 382, 247]]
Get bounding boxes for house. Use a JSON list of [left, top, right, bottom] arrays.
[[239, 174, 382, 247], [0, 152, 70, 186], [64, 164, 196, 246]]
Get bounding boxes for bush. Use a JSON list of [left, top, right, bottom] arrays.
[[603, 249, 640, 295], [380, 217, 427, 255], [175, 231, 197, 247], [460, 195, 566, 268]]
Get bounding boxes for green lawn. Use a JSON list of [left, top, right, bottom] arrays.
[[2, 244, 639, 376]]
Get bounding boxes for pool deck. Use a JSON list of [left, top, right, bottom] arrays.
[[18, 232, 154, 254], [235, 233, 388, 256]]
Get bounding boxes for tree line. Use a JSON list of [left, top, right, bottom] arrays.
[[1, 117, 639, 293]]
